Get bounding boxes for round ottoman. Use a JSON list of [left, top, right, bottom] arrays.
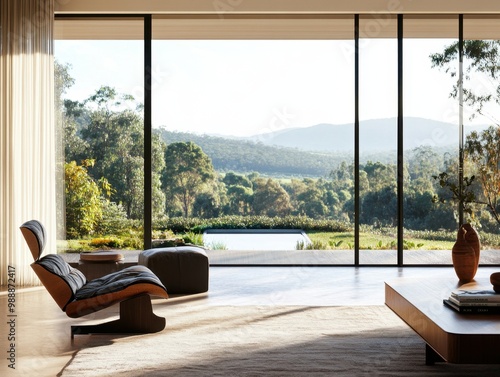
[[138, 246, 209, 294]]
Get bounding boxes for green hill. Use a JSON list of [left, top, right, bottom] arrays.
[[156, 117, 461, 177], [157, 128, 348, 177]]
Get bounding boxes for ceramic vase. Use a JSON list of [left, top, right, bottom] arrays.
[[452, 224, 480, 283]]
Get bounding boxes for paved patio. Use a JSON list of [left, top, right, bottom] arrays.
[[62, 248, 500, 266]]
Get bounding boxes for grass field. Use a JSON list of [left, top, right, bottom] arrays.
[[307, 231, 455, 250], [59, 227, 498, 252]]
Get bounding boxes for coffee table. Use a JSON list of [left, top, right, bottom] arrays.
[[385, 276, 500, 364]]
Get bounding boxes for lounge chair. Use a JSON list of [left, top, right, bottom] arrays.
[[20, 220, 169, 338]]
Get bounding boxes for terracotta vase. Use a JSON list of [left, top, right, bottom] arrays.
[[452, 224, 480, 283]]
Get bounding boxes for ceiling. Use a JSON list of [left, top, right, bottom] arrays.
[[54, 0, 500, 15]]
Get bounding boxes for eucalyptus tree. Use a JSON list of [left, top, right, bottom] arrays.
[[222, 172, 253, 215], [222, 172, 253, 188], [297, 186, 328, 218], [162, 141, 216, 217], [252, 178, 292, 217], [465, 127, 500, 225], [62, 85, 166, 220], [431, 40, 500, 123], [431, 40, 500, 226]]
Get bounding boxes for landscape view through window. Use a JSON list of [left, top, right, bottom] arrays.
[[55, 19, 500, 265]]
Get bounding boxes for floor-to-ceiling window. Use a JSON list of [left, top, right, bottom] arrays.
[[462, 15, 500, 262], [54, 17, 145, 252], [358, 15, 398, 264], [403, 15, 459, 264], [151, 15, 355, 262], [53, 14, 500, 266]]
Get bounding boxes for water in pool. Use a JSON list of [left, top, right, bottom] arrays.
[[202, 229, 311, 250]]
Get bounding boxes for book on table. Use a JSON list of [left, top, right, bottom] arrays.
[[450, 289, 500, 303], [444, 289, 500, 314], [443, 299, 500, 314]]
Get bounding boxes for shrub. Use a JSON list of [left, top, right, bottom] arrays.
[[156, 215, 352, 234], [181, 232, 204, 246], [89, 237, 123, 248], [95, 200, 130, 234]]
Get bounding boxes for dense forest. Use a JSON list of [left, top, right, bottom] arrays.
[[56, 36, 500, 243]]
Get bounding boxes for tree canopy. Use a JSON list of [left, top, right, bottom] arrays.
[[430, 39, 500, 227], [162, 142, 216, 217]]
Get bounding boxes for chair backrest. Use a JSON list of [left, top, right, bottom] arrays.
[[20, 220, 86, 311], [20, 219, 46, 261]]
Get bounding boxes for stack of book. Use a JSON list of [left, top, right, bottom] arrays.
[[443, 289, 500, 314]]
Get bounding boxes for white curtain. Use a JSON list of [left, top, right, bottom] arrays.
[[0, 0, 55, 285]]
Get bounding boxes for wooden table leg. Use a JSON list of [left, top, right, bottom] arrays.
[[426, 344, 446, 365]]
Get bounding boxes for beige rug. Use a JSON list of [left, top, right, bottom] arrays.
[[61, 304, 500, 376]]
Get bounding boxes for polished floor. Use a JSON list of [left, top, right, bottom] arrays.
[[2, 266, 500, 376]]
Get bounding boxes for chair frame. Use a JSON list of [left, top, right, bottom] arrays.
[[70, 294, 165, 339]]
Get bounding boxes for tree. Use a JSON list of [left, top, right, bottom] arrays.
[[361, 186, 397, 227], [408, 146, 443, 182], [297, 186, 328, 218], [192, 192, 221, 218], [65, 160, 103, 238], [71, 86, 166, 219], [226, 185, 253, 215], [465, 126, 500, 224], [431, 41, 500, 226], [252, 178, 292, 217], [63, 99, 89, 163], [222, 172, 253, 215], [363, 161, 397, 191], [151, 132, 167, 219], [431, 40, 500, 122], [162, 142, 216, 217], [222, 172, 252, 188]]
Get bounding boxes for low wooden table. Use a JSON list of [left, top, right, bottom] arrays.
[[385, 276, 500, 364]]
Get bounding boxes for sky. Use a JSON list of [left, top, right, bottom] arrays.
[[55, 39, 499, 137]]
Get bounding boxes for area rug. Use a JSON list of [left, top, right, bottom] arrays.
[[61, 304, 500, 376]]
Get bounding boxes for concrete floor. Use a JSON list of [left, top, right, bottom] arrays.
[[1, 266, 500, 376]]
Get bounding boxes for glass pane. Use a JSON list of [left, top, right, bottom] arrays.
[[54, 18, 144, 254], [152, 25, 355, 264], [359, 16, 398, 264], [403, 16, 459, 265], [462, 16, 500, 263]]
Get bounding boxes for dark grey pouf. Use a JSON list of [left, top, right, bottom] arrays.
[[138, 246, 209, 294]]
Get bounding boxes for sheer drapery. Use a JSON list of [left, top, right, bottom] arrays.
[[0, 0, 55, 285]]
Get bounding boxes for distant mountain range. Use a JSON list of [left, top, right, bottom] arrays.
[[238, 117, 491, 153], [158, 117, 494, 177]]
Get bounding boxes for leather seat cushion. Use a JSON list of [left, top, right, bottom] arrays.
[[37, 254, 87, 295], [75, 265, 167, 300]]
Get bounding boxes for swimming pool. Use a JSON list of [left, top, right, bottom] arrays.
[[202, 229, 311, 250]]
